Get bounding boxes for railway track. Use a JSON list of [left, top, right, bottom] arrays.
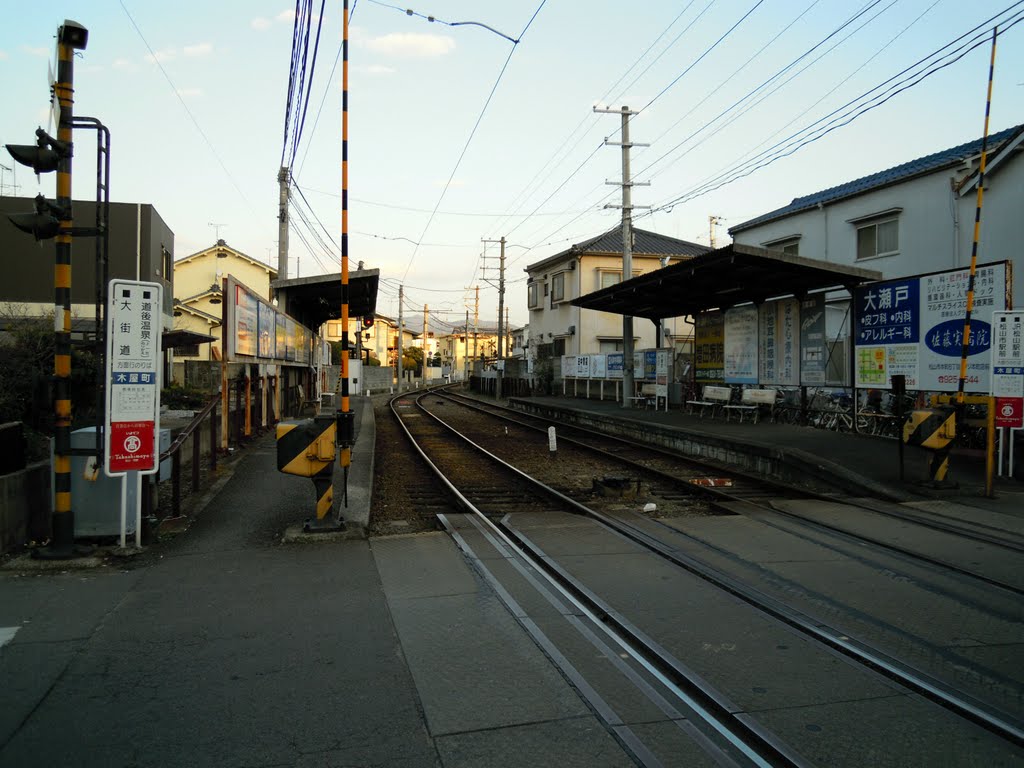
[[437, 388, 1024, 594], [390, 389, 1024, 767]]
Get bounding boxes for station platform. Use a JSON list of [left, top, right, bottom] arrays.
[[506, 394, 1024, 519]]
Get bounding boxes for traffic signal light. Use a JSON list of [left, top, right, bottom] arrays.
[[7, 194, 65, 241], [5, 128, 70, 176], [361, 315, 374, 330]]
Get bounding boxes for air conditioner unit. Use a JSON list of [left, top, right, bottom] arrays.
[[568, 325, 576, 335], [568, 260, 576, 271]]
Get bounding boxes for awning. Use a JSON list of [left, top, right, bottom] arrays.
[[162, 329, 217, 348], [271, 268, 379, 331], [571, 243, 883, 320]]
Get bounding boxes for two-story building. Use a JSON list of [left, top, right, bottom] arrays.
[[437, 323, 501, 381], [524, 224, 709, 363], [729, 124, 1024, 299], [171, 239, 277, 368]]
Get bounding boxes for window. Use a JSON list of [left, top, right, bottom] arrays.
[[553, 338, 566, 356], [855, 216, 899, 260], [599, 339, 623, 353], [600, 271, 621, 289], [176, 344, 200, 358], [551, 273, 565, 303], [528, 282, 540, 309], [764, 237, 800, 256]]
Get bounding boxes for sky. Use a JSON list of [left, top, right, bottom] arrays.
[[2, 1, 1022, 336]]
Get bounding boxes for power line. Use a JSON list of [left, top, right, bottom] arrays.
[[648, 7, 1024, 214], [398, 0, 547, 283], [118, 0, 257, 216]]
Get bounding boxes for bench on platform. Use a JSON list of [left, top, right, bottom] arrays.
[[724, 388, 778, 423], [686, 385, 732, 418], [630, 383, 657, 409]]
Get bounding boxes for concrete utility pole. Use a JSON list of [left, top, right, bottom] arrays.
[[277, 166, 290, 280], [422, 304, 429, 388], [474, 285, 480, 364], [483, 237, 507, 398], [464, 310, 470, 383], [595, 105, 649, 408], [397, 284, 404, 391], [709, 215, 722, 249]]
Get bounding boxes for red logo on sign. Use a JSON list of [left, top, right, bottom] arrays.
[[109, 421, 156, 473], [995, 397, 1024, 429]]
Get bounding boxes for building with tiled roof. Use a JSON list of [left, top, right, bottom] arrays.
[[524, 223, 710, 365], [729, 125, 1024, 298]]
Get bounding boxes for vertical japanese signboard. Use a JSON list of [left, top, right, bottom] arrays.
[[105, 280, 163, 475], [695, 311, 724, 383], [799, 295, 827, 385], [853, 262, 1008, 391], [724, 306, 758, 384], [991, 311, 1024, 429], [759, 299, 799, 386]]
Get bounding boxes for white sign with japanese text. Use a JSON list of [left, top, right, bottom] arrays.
[[105, 280, 163, 476]]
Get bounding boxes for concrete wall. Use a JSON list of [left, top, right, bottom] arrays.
[[0, 461, 51, 554]]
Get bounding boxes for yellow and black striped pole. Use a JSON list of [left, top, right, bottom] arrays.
[[336, 0, 355, 496], [904, 406, 957, 484], [276, 415, 338, 527], [43, 31, 78, 558], [956, 27, 997, 405]]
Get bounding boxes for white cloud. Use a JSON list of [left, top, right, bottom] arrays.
[[0, 50, 8, 60], [112, 58, 134, 70], [176, 87, 203, 99], [356, 64, 396, 75], [20, 45, 50, 57], [183, 42, 213, 57], [251, 17, 272, 30], [276, 10, 295, 23], [146, 48, 176, 63], [365, 33, 455, 58]]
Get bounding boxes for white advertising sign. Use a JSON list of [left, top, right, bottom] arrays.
[[724, 306, 758, 384]]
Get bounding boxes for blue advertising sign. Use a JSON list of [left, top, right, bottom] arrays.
[[853, 279, 919, 345]]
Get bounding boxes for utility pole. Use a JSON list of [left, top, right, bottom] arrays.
[[474, 285, 480, 365], [483, 237, 507, 398], [422, 304, 429, 388], [397, 285, 404, 392], [277, 166, 290, 280], [596, 105, 649, 408], [709, 215, 722, 249], [464, 309, 470, 383]]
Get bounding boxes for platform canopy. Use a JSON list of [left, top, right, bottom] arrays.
[[272, 268, 379, 331], [571, 243, 882, 320]]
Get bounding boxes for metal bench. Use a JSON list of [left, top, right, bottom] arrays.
[[685, 385, 731, 418], [724, 388, 778, 423]]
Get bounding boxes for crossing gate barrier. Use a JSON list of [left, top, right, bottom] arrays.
[[903, 406, 956, 483], [276, 414, 341, 528]]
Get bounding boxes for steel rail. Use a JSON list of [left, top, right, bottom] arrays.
[[389, 391, 801, 768], [407, 389, 1024, 750]]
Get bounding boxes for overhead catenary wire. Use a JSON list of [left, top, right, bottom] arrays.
[[396, 1, 547, 284], [647, 6, 1024, 214]]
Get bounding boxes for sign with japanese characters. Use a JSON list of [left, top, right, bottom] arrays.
[[724, 306, 758, 384], [759, 299, 799, 386], [695, 311, 724, 383], [853, 262, 1008, 392], [991, 311, 1024, 429], [105, 280, 163, 476]]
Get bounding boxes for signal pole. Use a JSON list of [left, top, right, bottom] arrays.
[[595, 105, 649, 408], [47, 23, 92, 558]]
